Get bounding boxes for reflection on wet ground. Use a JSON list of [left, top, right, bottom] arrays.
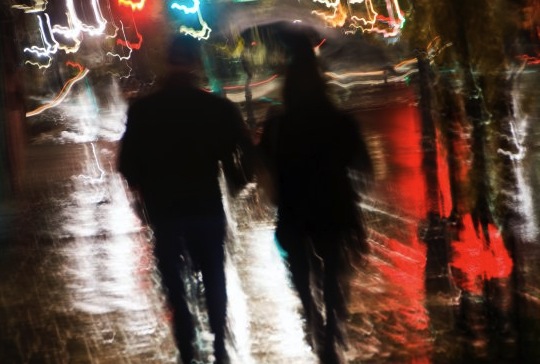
[[1, 78, 540, 364]]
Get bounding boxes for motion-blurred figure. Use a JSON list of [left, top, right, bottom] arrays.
[[118, 34, 253, 364], [258, 27, 373, 364]]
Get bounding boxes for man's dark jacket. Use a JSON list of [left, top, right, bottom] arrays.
[[118, 81, 253, 219]]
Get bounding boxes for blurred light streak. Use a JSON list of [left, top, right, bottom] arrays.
[[171, 0, 212, 40], [11, 0, 48, 13], [347, 0, 378, 33], [368, 229, 431, 351], [369, 0, 406, 37], [65, 0, 107, 36], [517, 54, 540, 65], [116, 15, 144, 50], [107, 21, 135, 60], [360, 199, 416, 225], [508, 79, 538, 240], [118, 0, 146, 11], [222, 74, 279, 91], [327, 68, 417, 87], [23, 14, 59, 68], [66, 60, 84, 71], [49, 0, 109, 53], [311, 0, 406, 37], [102, 0, 121, 39], [110, 63, 134, 79], [26, 62, 90, 117], [117, 30, 143, 50], [433, 126, 453, 217], [171, 0, 200, 14], [312, 0, 340, 7], [50, 12, 84, 54], [326, 38, 448, 89], [78, 142, 106, 182], [450, 214, 513, 295], [312, 1, 348, 28]]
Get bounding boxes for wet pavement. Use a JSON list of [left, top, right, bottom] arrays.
[[1, 76, 540, 364]]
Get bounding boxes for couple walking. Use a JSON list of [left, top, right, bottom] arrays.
[[118, 27, 372, 364]]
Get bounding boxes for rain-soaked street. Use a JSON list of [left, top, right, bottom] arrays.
[[1, 73, 540, 363], [2, 1, 540, 363]]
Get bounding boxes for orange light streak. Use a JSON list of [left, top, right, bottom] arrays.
[[312, 2, 348, 28], [26, 62, 89, 117]]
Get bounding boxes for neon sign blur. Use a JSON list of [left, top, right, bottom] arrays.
[[13, 0, 147, 113], [118, 0, 146, 11], [170, 0, 212, 40], [14, 0, 147, 68], [311, 0, 406, 38]]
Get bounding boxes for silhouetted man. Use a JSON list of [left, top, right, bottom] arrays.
[[118, 34, 253, 364]]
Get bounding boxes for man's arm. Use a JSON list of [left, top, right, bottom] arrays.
[[117, 106, 142, 188], [344, 113, 374, 192], [220, 101, 256, 197]]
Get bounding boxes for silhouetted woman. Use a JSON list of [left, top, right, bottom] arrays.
[[258, 28, 373, 364]]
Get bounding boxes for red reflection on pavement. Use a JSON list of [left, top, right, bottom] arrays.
[[369, 229, 431, 360], [370, 230, 429, 333], [436, 127, 452, 217], [450, 214, 513, 295], [373, 104, 427, 219]]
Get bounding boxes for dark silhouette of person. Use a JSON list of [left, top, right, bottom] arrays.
[[257, 27, 373, 364], [118, 34, 254, 364]]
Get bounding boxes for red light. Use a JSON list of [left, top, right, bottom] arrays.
[[450, 214, 513, 294]]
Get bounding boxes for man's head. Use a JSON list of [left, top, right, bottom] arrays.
[[167, 33, 202, 68]]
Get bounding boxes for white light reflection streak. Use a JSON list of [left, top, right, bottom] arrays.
[[102, 0, 121, 39], [50, 11, 83, 54], [220, 173, 315, 363], [78, 142, 106, 182], [23, 14, 57, 68], [497, 81, 538, 240], [65, 0, 107, 36], [326, 39, 449, 89]]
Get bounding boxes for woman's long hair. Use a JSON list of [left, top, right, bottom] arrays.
[[281, 32, 333, 113]]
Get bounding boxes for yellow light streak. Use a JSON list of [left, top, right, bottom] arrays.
[[12, 0, 48, 13], [118, 0, 146, 11]]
